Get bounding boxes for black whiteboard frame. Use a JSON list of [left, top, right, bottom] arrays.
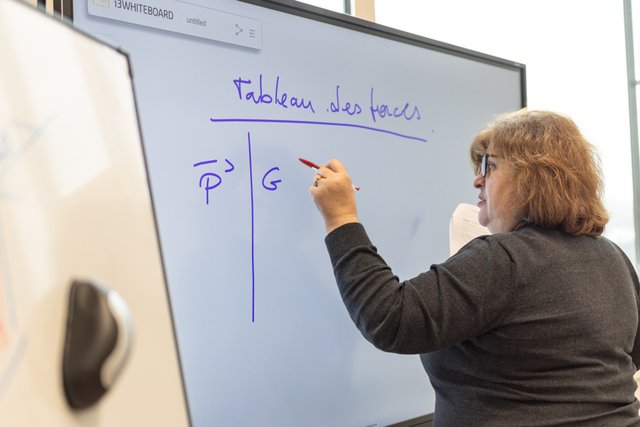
[[65, 0, 527, 425], [242, 0, 527, 109]]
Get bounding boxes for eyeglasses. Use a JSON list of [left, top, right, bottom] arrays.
[[480, 153, 498, 177]]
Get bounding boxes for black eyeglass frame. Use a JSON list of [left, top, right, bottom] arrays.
[[480, 153, 499, 177]]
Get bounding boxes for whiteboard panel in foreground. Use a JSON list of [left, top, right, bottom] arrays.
[[0, 1, 189, 425], [74, 0, 525, 425]]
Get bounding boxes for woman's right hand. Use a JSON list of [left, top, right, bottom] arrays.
[[309, 159, 359, 234]]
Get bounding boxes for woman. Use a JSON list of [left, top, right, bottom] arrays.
[[309, 109, 640, 425]]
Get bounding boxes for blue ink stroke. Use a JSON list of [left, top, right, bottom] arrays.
[[0, 114, 57, 183]]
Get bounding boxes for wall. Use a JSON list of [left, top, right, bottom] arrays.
[[373, 0, 636, 263]]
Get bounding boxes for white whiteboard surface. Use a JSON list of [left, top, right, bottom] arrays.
[[74, 0, 525, 425], [0, 0, 189, 425]]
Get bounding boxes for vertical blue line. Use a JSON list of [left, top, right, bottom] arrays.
[[247, 132, 256, 322]]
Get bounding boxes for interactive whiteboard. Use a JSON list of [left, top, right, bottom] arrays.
[[74, 0, 525, 425], [0, 0, 188, 425]]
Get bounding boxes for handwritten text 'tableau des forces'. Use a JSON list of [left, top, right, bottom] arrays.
[[232, 74, 421, 124]]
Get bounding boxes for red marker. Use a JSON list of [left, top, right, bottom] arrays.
[[298, 158, 360, 191], [298, 157, 322, 170]]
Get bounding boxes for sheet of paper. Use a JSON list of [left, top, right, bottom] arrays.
[[449, 203, 490, 256]]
